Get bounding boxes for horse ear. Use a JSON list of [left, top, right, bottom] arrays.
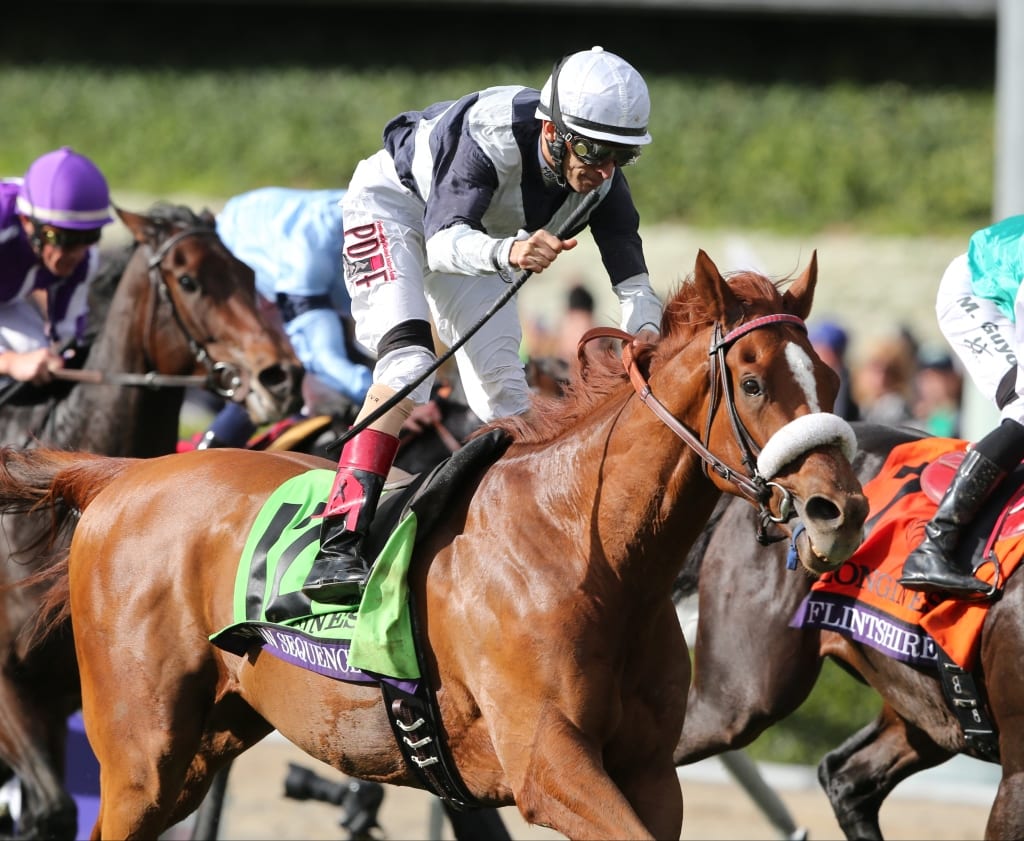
[[693, 249, 742, 323], [781, 250, 817, 320], [116, 207, 159, 246]]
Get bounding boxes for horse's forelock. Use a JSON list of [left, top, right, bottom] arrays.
[[145, 202, 211, 230]]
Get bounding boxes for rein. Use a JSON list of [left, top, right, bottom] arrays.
[[48, 368, 208, 389], [582, 313, 808, 541]]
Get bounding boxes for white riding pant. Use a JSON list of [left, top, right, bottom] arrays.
[[342, 151, 530, 422], [936, 252, 1024, 424], [0, 300, 49, 353]]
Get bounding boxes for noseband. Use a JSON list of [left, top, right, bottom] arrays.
[[146, 227, 244, 398], [583, 314, 810, 542]]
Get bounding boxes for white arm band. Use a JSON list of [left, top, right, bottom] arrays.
[[615, 273, 663, 335]]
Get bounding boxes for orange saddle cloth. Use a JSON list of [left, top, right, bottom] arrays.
[[790, 437, 1024, 671]]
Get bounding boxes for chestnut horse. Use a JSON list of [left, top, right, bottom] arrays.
[[4, 250, 866, 839], [0, 203, 302, 839], [673, 420, 1024, 840]]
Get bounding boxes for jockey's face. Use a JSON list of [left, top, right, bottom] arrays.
[[20, 216, 100, 277]]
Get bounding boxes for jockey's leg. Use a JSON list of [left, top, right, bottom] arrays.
[[302, 383, 412, 604], [900, 418, 1024, 598], [198, 401, 255, 449]]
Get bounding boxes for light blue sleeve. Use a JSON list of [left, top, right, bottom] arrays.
[[285, 308, 372, 404]]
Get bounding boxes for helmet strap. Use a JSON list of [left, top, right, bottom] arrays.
[[544, 55, 572, 189], [22, 216, 44, 256]]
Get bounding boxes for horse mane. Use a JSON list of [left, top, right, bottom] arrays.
[[487, 269, 788, 445]]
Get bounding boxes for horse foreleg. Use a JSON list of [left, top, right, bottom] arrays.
[[987, 769, 1024, 840], [506, 717, 680, 840], [987, 721, 1024, 841], [676, 622, 823, 764], [818, 703, 951, 841]]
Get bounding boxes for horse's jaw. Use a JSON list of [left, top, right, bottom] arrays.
[[791, 515, 865, 575]]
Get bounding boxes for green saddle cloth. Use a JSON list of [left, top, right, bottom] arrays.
[[210, 469, 419, 683]]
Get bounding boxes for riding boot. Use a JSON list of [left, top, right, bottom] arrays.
[[301, 427, 400, 604], [899, 418, 1024, 598]]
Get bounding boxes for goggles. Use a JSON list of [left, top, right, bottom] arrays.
[[37, 225, 103, 249], [566, 133, 641, 167]]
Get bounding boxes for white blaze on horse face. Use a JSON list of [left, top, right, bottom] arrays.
[[784, 342, 821, 413]]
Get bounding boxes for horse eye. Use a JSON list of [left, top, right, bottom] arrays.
[[177, 274, 200, 294], [741, 377, 762, 396]]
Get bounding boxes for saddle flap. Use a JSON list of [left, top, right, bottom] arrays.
[[921, 451, 964, 504]]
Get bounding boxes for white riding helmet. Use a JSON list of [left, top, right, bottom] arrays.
[[535, 46, 652, 146]]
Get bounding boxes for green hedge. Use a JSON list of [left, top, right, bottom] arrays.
[[1, 64, 994, 237]]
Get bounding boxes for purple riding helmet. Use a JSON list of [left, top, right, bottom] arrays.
[[15, 146, 113, 230]]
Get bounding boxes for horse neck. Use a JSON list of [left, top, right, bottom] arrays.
[[541, 400, 723, 597], [24, 253, 185, 457]]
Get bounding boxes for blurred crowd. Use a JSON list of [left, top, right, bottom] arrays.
[[523, 280, 966, 441], [810, 318, 964, 438]]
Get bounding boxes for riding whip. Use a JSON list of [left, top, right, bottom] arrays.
[[325, 189, 604, 455]]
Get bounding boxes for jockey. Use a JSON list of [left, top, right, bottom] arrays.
[[302, 46, 664, 604], [900, 214, 1024, 599], [0, 147, 113, 385], [198, 187, 373, 448]]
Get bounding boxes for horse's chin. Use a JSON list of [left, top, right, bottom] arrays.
[[794, 528, 851, 577]]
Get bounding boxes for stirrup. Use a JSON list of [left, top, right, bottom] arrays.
[[964, 555, 1003, 602]]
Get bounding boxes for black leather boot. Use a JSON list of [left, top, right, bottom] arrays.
[[302, 469, 386, 604], [302, 427, 399, 605], [899, 419, 1024, 599]]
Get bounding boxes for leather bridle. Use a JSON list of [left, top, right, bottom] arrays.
[[581, 313, 809, 541], [143, 226, 245, 398]]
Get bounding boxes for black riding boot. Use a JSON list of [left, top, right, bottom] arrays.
[[302, 470, 386, 604], [302, 428, 398, 605], [899, 419, 1024, 598]]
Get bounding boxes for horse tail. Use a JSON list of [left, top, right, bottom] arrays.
[[0, 447, 135, 650], [0, 446, 130, 515]]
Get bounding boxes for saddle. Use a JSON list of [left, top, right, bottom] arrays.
[[224, 427, 512, 809], [920, 452, 1024, 570]]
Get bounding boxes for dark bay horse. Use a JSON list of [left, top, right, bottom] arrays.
[[3, 250, 867, 839], [0, 203, 302, 839], [673, 420, 1024, 840]]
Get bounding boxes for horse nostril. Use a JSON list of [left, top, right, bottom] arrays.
[[258, 364, 297, 391], [803, 494, 842, 525]]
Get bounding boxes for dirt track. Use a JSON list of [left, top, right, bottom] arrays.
[[195, 733, 994, 841]]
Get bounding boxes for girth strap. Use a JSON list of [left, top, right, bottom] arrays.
[[935, 648, 1000, 763], [379, 584, 483, 810]]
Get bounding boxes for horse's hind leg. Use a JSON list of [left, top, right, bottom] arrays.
[[818, 704, 952, 840]]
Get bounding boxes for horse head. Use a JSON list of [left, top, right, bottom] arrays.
[[116, 204, 304, 425], [647, 249, 868, 571]]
